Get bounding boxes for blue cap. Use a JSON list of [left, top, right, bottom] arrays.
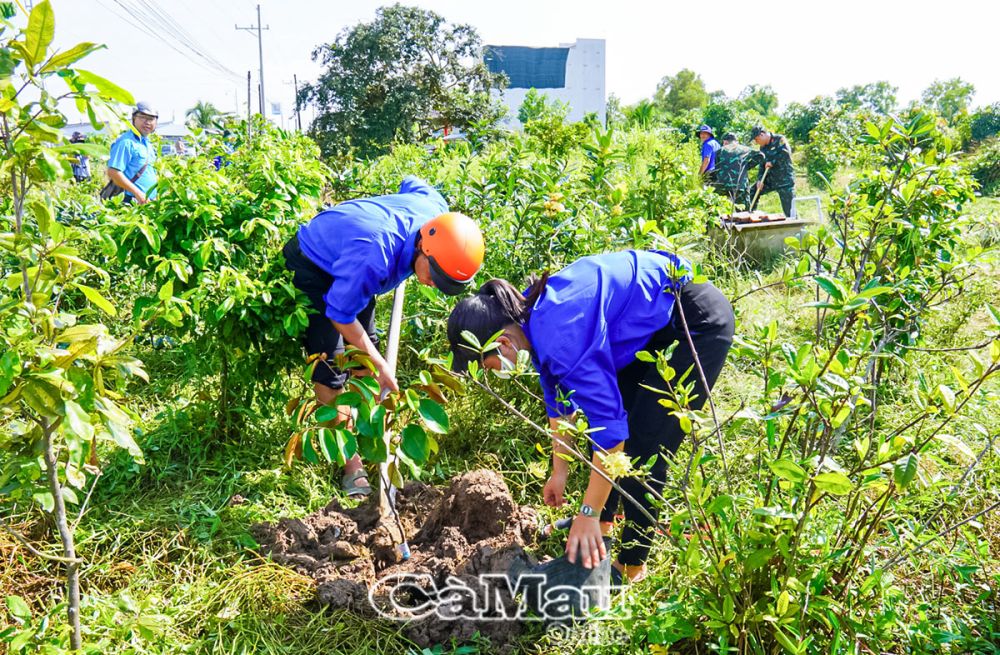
[[133, 101, 159, 118], [696, 124, 714, 135]]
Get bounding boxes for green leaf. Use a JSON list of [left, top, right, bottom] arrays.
[[329, 428, 357, 466], [937, 384, 956, 413], [813, 471, 853, 495], [41, 42, 105, 73], [6, 595, 31, 621], [777, 590, 790, 616], [744, 547, 774, 571], [855, 285, 893, 300], [314, 405, 342, 423], [814, 275, 845, 302], [768, 458, 806, 484], [75, 69, 134, 105], [705, 494, 732, 516], [63, 399, 94, 441], [893, 453, 918, 489], [773, 627, 801, 655], [23, 0, 55, 68], [417, 398, 449, 434], [301, 431, 320, 464], [635, 350, 655, 363], [158, 279, 174, 302], [986, 305, 1000, 328], [28, 199, 52, 235], [400, 423, 434, 463], [33, 491, 54, 512], [75, 284, 117, 317]]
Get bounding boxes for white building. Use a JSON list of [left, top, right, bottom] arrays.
[[485, 38, 606, 129]]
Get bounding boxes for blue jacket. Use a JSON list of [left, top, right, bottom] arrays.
[[108, 128, 158, 199], [522, 250, 692, 450], [297, 176, 448, 323]]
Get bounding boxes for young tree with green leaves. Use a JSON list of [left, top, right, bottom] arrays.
[[835, 81, 897, 115], [0, 1, 165, 648], [654, 68, 711, 116], [300, 4, 506, 159], [738, 84, 779, 117], [921, 77, 975, 123]]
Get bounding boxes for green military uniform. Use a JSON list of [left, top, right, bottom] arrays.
[[752, 132, 795, 216], [714, 143, 761, 209]]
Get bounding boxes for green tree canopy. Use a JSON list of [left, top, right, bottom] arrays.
[[738, 84, 779, 116], [835, 81, 897, 114], [921, 77, 975, 122], [654, 68, 710, 115], [780, 95, 836, 143], [517, 88, 569, 125], [301, 4, 506, 158]]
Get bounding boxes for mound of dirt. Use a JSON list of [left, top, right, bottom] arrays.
[[252, 469, 541, 651]]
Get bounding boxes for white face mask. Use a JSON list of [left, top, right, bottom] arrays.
[[494, 345, 520, 379]]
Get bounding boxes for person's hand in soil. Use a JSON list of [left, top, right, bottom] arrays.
[[543, 472, 567, 507], [566, 515, 606, 569]]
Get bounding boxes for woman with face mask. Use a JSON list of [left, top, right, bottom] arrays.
[[446, 250, 734, 582]]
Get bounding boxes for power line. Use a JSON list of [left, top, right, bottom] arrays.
[[96, 0, 242, 83], [134, 0, 239, 78], [126, 0, 242, 80]]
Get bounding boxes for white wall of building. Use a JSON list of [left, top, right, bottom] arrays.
[[494, 38, 606, 129]]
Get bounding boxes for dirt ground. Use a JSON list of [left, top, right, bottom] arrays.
[[252, 469, 543, 650]]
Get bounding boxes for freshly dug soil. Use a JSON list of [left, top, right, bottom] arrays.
[[252, 469, 541, 650]]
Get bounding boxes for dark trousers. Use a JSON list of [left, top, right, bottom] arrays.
[[751, 185, 794, 216], [599, 282, 735, 565], [282, 234, 378, 390]]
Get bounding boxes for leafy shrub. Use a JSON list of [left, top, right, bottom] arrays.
[[969, 104, 1000, 143], [110, 118, 330, 423], [965, 137, 1000, 196], [622, 112, 997, 655]]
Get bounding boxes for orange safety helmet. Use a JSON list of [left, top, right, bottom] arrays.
[[419, 212, 485, 296]]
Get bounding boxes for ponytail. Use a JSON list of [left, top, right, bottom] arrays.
[[476, 279, 527, 323], [522, 271, 550, 319], [447, 272, 550, 372]]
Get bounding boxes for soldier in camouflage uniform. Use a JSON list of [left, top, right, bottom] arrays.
[[750, 125, 796, 216], [713, 132, 761, 210]]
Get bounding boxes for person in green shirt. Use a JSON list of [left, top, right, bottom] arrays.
[[750, 125, 796, 216], [713, 132, 761, 210]]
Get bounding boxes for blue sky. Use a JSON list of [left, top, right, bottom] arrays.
[[41, 0, 999, 126]]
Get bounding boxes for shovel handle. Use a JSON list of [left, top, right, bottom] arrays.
[[749, 166, 769, 209]]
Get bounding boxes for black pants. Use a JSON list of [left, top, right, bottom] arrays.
[[599, 282, 735, 565], [282, 234, 378, 390], [750, 185, 794, 216]]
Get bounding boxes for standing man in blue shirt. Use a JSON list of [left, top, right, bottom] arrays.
[[697, 124, 721, 182], [107, 101, 159, 204], [446, 251, 734, 582], [283, 176, 485, 497]]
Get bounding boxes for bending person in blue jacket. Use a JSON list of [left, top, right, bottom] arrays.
[[284, 177, 484, 497], [447, 250, 734, 582]]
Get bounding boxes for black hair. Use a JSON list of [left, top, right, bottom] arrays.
[[447, 273, 549, 372]]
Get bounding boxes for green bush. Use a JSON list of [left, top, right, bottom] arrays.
[[109, 118, 330, 422], [965, 137, 1000, 196]]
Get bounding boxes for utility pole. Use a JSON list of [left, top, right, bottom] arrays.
[[246, 71, 252, 138], [235, 5, 269, 116], [293, 74, 302, 131], [284, 76, 303, 131]]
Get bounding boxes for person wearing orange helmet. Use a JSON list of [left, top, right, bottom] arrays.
[[282, 176, 484, 497]]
